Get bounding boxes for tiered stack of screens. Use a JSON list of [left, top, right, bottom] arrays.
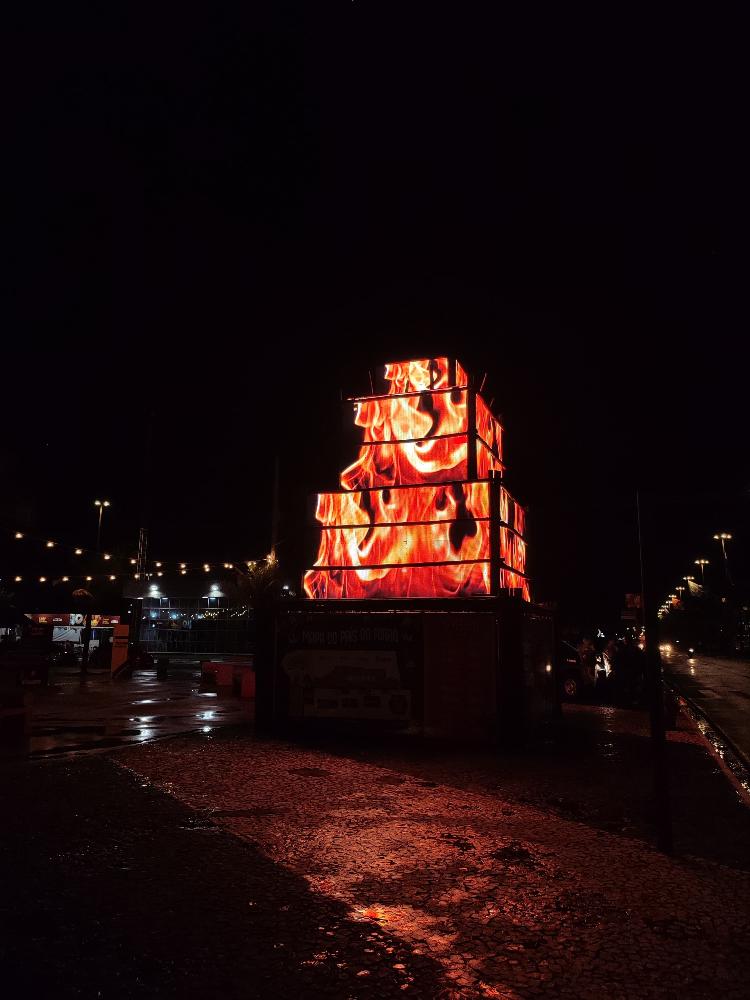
[[303, 357, 530, 601]]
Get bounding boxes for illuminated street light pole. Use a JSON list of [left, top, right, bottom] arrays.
[[94, 499, 111, 553], [713, 532, 733, 584], [694, 558, 709, 586]]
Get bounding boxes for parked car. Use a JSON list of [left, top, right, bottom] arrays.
[[51, 643, 78, 668], [558, 640, 584, 700]]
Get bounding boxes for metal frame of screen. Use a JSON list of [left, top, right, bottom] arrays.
[[305, 481, 529, 597]]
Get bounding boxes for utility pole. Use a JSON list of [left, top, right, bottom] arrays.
[[136, 527, 149, 583], [270, 455, 280, 557], [637, 490, 674, 855], [131, 411, 154, 652]]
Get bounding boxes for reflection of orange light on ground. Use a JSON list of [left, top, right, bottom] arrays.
[[304, 358, 529, 600], [478, 984, 509, 998]]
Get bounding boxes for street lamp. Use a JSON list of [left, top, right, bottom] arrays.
[[713, 532, 733, 583], [94, 500, 111, 553], [694, 558, 709, 586]]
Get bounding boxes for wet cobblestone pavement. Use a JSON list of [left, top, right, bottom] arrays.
[[1, 754, 445, 999], [115, 705, 749, 999], [2, 704, 749, 998], [18, 665, 251, 757]]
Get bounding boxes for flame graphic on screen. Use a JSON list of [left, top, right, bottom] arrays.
[[304, 358, 529, 601]]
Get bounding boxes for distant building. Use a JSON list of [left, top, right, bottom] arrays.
[[124, 575, 253, 655], [23, 612, 121, 650]]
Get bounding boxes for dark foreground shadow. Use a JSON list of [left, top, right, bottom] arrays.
[[0, 755, 448, 999]]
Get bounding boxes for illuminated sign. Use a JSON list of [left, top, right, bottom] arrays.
[[25, 613, 121, 626], [304, 357, 530, 600]]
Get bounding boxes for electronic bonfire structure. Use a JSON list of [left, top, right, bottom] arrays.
[[304, 357, 530, 601]]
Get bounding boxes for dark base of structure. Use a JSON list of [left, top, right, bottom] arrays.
[[271, 596, 557, 745]]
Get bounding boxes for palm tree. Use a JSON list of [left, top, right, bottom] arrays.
[[233, 552, 280, 609]]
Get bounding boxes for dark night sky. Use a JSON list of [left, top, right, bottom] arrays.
[[4, 7, 747, 623]]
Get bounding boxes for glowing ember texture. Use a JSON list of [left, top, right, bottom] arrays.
[[304, 358, 530, 600], [476, 394, 503, 456], [313, 481, 491, 528], [343, 434, 471, 491], [379, 356, 468, 394], [305, 562, 491, 599], [355, 389, 468, 444]]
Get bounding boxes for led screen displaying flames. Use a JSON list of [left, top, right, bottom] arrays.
[[304, 357, 530, 601]]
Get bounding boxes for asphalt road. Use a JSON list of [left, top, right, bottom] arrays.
[[663, 647, 750, 766]]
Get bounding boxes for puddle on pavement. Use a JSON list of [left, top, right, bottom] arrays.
[[21, 671, 252, 758]]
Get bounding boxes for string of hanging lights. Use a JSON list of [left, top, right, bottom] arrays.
[[3, 526, 268, 586]]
